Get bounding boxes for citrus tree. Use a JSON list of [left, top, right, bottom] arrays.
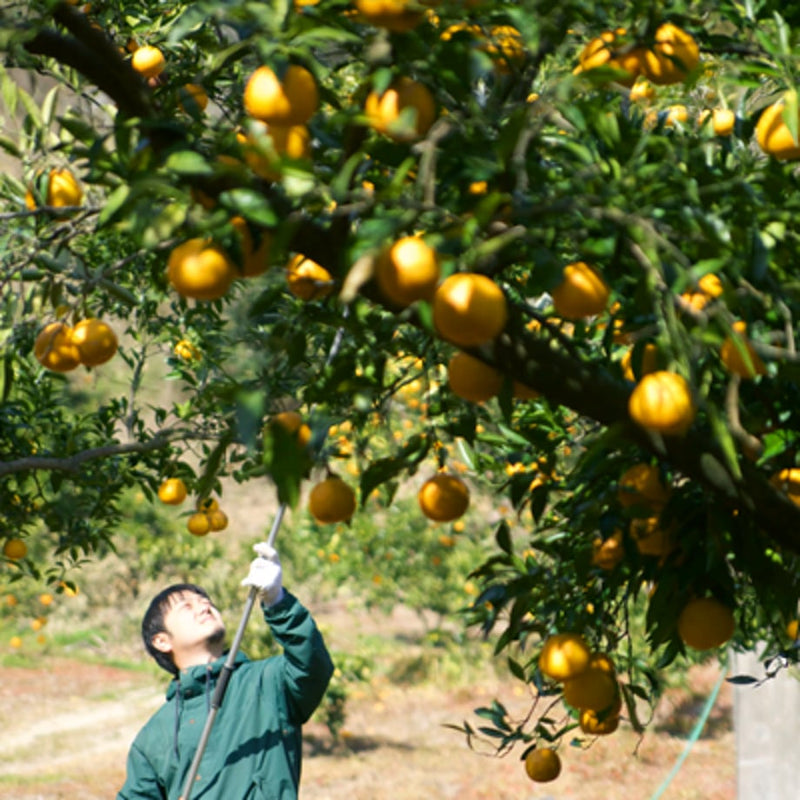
[[3, 0, 800, 783]]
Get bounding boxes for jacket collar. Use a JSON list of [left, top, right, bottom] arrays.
[[166, 651, 249, 700]]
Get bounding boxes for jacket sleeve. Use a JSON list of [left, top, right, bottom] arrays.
[[263, 590, 334, 723], [117, 741, 166, 800]]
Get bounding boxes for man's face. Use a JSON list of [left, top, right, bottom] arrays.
[[154, 590, 226, 668]]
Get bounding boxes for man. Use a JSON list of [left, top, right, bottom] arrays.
[[117, 542, 334, 800]]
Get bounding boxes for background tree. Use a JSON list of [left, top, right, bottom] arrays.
[[2, 0, 800, 781]]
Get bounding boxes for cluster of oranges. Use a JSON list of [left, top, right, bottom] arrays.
[[34, 318, 118, 373], [157, 478, 229, 536]]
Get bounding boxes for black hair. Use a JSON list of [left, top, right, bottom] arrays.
[[142, 583, 211, 675]]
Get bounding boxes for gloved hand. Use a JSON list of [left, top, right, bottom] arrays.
[[241, 542, 284, 607]]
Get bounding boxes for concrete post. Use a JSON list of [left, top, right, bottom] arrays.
[[732, 649, 800, 800]]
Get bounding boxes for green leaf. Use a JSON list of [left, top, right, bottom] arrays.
[[219, 189, 277, 227], [97, 184, 131, 227], [165, 150, 214, 175]]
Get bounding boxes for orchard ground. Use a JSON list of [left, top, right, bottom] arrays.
[[0, 605, 733, 800]]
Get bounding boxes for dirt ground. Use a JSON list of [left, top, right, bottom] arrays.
[[0, 627, 734, 800]]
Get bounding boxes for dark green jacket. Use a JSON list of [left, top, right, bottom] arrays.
[[117, 591, 333, 800]]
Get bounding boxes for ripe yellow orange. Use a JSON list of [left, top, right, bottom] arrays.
[[447, 351, 503, 403], [574, 28, 644, 87], [703, 107, 735, 136], [628, 370, 696, 436], [244, 64, 318, 126], [664, 104, 688, 128], [769, 468, 800, 506], [286, 254, 334, 300], [538, 632, 591, 681], [39, 593, 54, 606], [187, 512, 211, 536], [524, 748, 561, 783], [617, 463, 670, 509], [34, 322, 81, 372], [238, 123, 312, 181], [167, 238, 237, 301], [620, 342, 659, 382], [309, 476, 357, 523], [374, 236, 440, 307], [786, 619, 799, 640], [131, 45, 166, 79], [562, 655, 619, 711], [433, 272, 508, 347], [677, 596, 735, 650], [629, 78, 655, 103], [551, 261, 610, 319], [31, 616, 47, 631], [681, 272, 724, 310], [641, 23, 700, 85], [231, 216, 272, 277], [418, 473, 470, 522], [354, 0, 424, 33], [3, 538, 28, 560], [174, 339, 201, 361], [592, 530, 624, 570], [755, 99, 800, 160], [365, 77, 436, 142], [9, 636, 22, 649], [207, 509, 229, 531], [71, 318, 118, 366], [158, 478, 188, 505], [579, 695, 622, 735], [179, 83, 208, 113], [720, 321, 766, 379], [26, 168, 84, 213], [272, 410, 312, 447]]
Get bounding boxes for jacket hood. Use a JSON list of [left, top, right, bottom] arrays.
[[166, 651, 250, 700]]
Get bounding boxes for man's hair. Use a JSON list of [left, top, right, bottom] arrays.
[[142, 583, 211, 675]]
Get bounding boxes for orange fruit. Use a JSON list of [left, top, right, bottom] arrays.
[[174, 339, 201, 361], [703, 108, 735, 136], [641, 23, 699, 86], [197, 497, 219, 513], [231, 216, 271, 277], [272, 410, 312, 447], [365, 77, 436, 142], [677, 597, 735, 650], [158, 478, 188, 505], [167, 238, 237, 301], [309, 476, 357, 523], [756, 99, 800, 160], [31, 617, 47, 631], [681, 272, 724, 310], [433, 273, 508, 347], [374, 236, 440, 307], [418, 473, 470, 522], [574, 28, 644, 87], [620, 343, 659, 382], [524, 748, 561, 783], [70, 318, 118, 366], [244, 64, 318, 126], [179, 83, 208, 113], [3, 539, 28, 560], [629, 78, 655, 103], [617, 463, 670, 509], [9, 636, 22, 649], [769, 468, 800, 506], [579, 695, 622, 735], [286, 254, 334, 300], [592, 530, 625, 570], [207, 509, 229, 531], [132, 45, 166, 79], [630, 516, 675, 557], [39, 593, 54, 606], [786, 619, 799, 640], [562, 655, 619, 711], [186, 512, 211, 536], [551, 262, 610, 319], [720, 321, 766, 379], [46, 167, 84, 208], [34, 322, 81, 372], [628, 370, 696, 436], [447, 351, 503, 403], [538, 632, 591, 681], [664, 104, 688, 127], [354, 0, 424, 33], [238, 123, 312, 181]]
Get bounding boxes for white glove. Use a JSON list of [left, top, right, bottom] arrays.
[[241, 543, 284, 607]]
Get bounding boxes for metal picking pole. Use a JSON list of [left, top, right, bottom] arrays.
[[179, 502, 287, 800]]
